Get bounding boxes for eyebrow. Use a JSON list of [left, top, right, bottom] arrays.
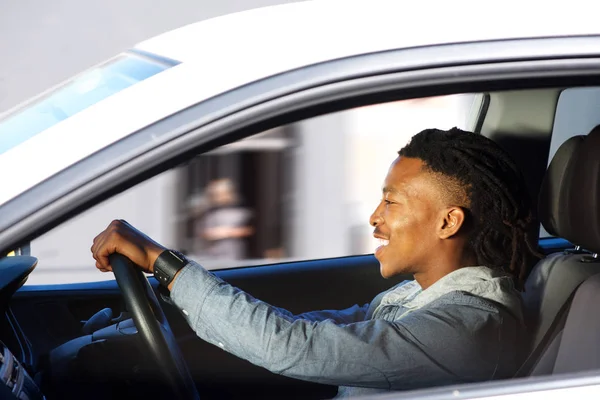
[[383, 186, 404, 195]]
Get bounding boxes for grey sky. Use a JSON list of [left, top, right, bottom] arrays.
[[0, 0, 303, 113]]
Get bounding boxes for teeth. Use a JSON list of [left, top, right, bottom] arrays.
[[379, 239, 389, 246]]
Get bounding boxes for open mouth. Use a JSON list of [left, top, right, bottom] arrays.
[[374, 238, 389, 258]]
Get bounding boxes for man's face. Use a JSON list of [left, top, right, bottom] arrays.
[[208, 180, 235, 205], [369, 156, 446, 278]]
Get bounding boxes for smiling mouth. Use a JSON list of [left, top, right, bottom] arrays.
[[378, 238, 389, 247]]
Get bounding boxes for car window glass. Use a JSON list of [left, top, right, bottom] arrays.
[[28, 95, 476, 285], [0, 53, 177, 156], [549, 87, 600, 163]]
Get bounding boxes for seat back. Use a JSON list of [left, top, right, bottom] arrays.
[[521, 136, 585, 344], [548, 272, 600, 374], [524, 125, 600, 376]]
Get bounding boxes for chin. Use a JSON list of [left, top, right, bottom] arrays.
[[379, 261, 408, 279], [379, 263, 394, 279]]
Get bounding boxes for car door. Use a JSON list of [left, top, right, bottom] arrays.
[[4, 36, 600, 400]]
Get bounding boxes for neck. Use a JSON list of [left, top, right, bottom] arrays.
[[413, 268, 457, 290], [413, 245, 477, 290]]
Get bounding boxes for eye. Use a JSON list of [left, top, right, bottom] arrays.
[[384, 199, 394, 205]]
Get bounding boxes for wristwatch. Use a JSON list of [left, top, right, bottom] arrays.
[[153, 249, 189, 288]]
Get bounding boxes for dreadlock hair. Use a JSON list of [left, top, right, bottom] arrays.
[[398, 127, 541, 291]]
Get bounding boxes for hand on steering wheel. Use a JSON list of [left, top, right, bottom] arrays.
[[91, 219, 164, 274], [91, 220, 200, 400]]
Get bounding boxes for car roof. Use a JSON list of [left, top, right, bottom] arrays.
[[0, 0, 599, 206], [136, 0, 600, 64]]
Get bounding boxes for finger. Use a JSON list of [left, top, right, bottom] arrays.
[[91, 239, 99, 256], [91, 234, 103, 261], [97, 246, 113, 271], [95, 261, 111, 272], [91, 237, 97, 255], [92, 234, 113, 270], [91, 231, 105, 256], [95, 259, 109, 273]]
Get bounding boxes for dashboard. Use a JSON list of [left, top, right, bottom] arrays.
[[0, 256, 44, 399], [0, 340, 44, 400], [0, 254, 189, 399]]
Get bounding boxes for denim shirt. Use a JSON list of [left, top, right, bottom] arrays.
[[170, 262, 527, 398]]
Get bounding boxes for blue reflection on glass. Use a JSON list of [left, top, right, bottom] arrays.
[[0, 54, 174, 155]]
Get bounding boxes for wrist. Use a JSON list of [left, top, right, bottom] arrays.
[[167, 269, 183, 291], [153, 249, 189, 288], [147, 245, 167, 273]]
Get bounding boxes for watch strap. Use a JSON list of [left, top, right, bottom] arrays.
[[153, 249, 188, 288]]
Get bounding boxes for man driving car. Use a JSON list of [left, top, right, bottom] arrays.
[[90, 128, 540, 398]]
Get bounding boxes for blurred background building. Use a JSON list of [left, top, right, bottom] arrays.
[[28, 94, 475, 284], [1, 0, 477, 284]]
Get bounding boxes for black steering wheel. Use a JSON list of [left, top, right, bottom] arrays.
[[109, 253, 200, 399]]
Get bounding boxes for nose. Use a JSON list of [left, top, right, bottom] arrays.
[[370, 203, 384, 227]]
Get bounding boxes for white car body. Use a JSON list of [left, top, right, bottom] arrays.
[[1, 0, 599, 206]]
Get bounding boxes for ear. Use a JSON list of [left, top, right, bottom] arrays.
[[438, 207, 467, 239]]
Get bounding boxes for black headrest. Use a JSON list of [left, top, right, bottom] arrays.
[[560, 125, 600, 253], [538, 135, 584, 237]]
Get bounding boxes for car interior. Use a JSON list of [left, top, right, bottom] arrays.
[[2, 85, 600, 400]]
